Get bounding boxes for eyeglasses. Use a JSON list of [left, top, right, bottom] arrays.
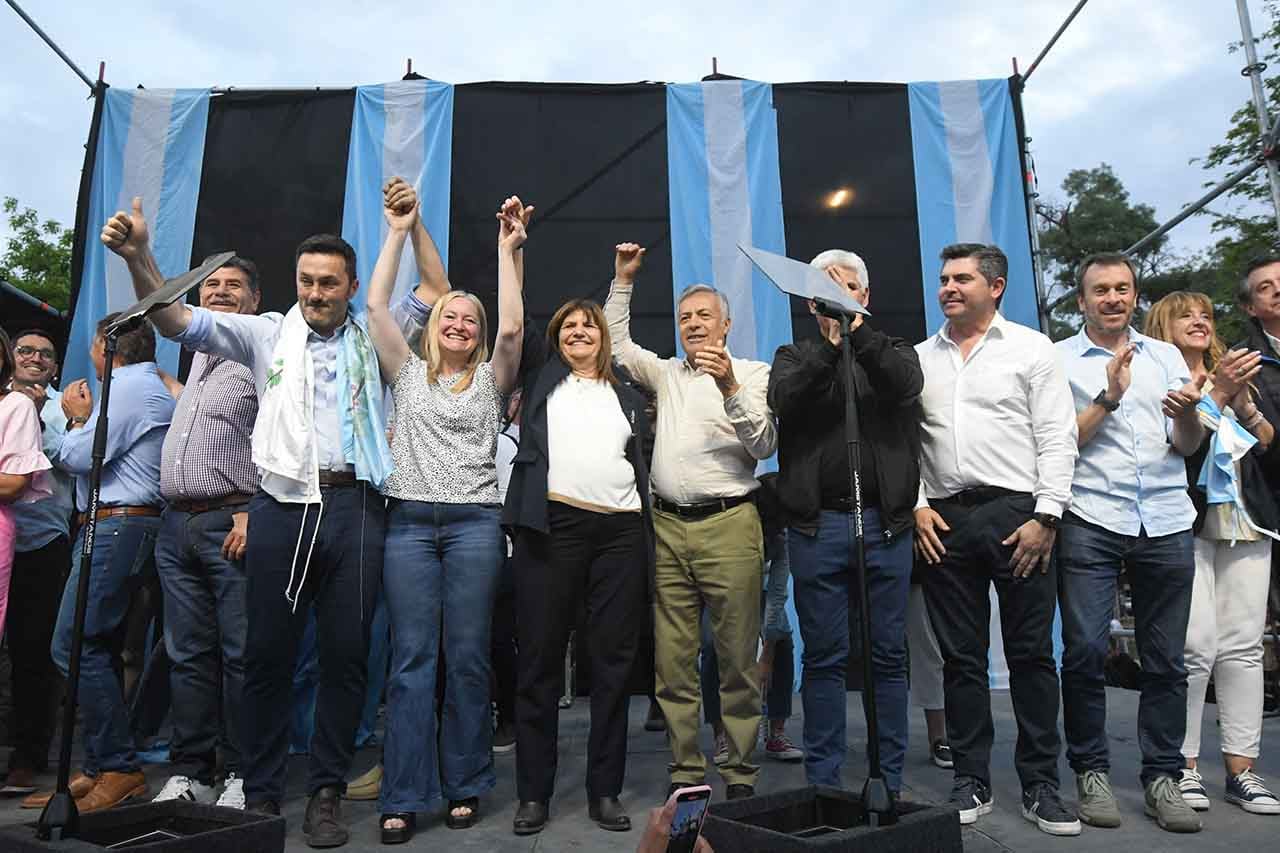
[[15, 345, 57, 361]]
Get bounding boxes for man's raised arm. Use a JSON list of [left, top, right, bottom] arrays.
[[603, 243, 664, 390], [100, 198, 192, 337]]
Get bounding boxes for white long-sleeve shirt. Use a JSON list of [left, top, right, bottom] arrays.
[[604, 279, 777, 504], [914, 313, 1078, 517]]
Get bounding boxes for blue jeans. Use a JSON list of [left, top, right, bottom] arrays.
[[380, 501, 503, 811], [1057, 515, 1194, 786], [154, 506, 247, 783], [789, 509, 911, 792], [52, 515, 160, 774]]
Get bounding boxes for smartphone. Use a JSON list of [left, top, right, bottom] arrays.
[[666, 784, 713, 853]]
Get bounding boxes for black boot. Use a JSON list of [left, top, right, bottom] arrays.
[[303, 786, 349, 848], [589, 796, 632, 831], [513, 800, 548, 835]]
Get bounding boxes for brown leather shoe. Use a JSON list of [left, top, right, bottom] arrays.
[[77, 771, 149, 814], [21, 772, 95, 808]]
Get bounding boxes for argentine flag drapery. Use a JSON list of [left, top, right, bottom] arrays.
[[666, 80, 792, 364], [908, 79, 1037, 333], [68, 88, 211, 387], [341, 80, 455, 310]]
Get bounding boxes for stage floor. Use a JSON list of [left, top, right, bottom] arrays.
[[1, 687, 1276, 852]]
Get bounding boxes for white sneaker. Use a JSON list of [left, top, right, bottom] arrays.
[[215, 773, 246, 810], [153, 775, 216, 804], [1178, 768, 1210, 811]]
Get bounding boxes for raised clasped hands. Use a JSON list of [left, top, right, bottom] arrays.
[[100, 197, 150, 260], [382, 178, 420, 232], [497, 195, 531, 251]]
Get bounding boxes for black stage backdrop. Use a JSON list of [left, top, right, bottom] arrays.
[[184, 80, 929, 375]]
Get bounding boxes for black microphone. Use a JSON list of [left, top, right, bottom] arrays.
[[812, 296, 863, 321]]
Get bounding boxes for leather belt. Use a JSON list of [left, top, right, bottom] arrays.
[[821, 495, 855, 512], [934, 486, 1023, 508], [318, 470, 358, 488], [652, 493, 752, 520], [74, 505, 162, 528], [169, 493, 253, 514]]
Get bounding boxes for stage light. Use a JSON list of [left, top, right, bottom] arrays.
[[827, 187, 853, 208]]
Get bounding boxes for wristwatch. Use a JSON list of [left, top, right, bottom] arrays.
[[1033, 512, 1059, 530], [1093, 389, 1120, 412]]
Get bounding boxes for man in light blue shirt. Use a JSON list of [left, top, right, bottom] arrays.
[[45, 315, 175, 814], [1055, 251, 1204, 834], [4, 329, 74, 795]]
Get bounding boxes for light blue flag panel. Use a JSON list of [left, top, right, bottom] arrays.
[[341, 80, 455, 311], [666, 80, 792, 364], [907, 79, 1038, 335], [68, 88, 211, 387]]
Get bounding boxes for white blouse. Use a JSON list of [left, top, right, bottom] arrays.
[[545, 375, 641, 513]]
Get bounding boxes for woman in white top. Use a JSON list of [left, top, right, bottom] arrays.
[[364, 190, 527, 844], [502, 297, 654, 838], [1145, 292, 1280, 816]]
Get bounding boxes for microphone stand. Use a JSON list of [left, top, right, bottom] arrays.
[[36, 317, 135, 841], [821, 299, 897, 827]]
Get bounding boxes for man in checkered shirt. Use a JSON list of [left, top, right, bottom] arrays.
[[150, 255, 262, 810]]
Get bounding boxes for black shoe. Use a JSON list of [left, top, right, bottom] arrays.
[[513, 800, 548, 836], [930, 740, 954, 769], [589, 796, 631, 831], [726, 784, 755, 801], [380, 812, 415, 845], [947, 776, 993, 826], [303, 786, 349, 848], [1021, 783, 1082, 836], [246, 799, 281, 817], [645, 701, 667, 732]]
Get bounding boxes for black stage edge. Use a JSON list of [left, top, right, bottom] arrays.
[[701, 786, 961, 853], [0, 801, 284, 851]]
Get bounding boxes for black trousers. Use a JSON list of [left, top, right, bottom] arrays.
[[240, 486, 384, 804], [6, 535, 70, 772], [513, 503, 646, 802], [921, 492, 1062, 790]]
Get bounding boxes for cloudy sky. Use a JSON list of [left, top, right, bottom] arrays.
[[0, 0, 1270, 260]]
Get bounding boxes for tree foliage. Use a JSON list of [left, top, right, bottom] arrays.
[[0, 197, 73, 312]]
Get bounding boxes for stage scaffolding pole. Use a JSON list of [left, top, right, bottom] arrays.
[[1237, 0, 1280, 235], [4, 0, 95, 92]]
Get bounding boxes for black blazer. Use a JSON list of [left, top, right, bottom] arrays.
[[501, 323, 656, 585]]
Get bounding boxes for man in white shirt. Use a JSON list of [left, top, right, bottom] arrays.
[[1056, 252, 1204, 834], [604, 243, 776, 800], [913, 243, 1081, 837]]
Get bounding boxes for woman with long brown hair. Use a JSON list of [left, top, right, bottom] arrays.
[[503, 293, 654, 838], [1145, 291, 1280, 815]]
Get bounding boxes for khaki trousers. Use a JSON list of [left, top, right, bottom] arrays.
[[653, 502, 763, 786]]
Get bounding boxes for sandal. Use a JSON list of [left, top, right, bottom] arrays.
[[380, 812, 415, 845], [446, 797, 479, 829]]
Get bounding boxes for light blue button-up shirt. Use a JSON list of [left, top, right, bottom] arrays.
[[11, 388, 75, 552], [53, 362, 176, 512], [1056, 326, 1195, 537]]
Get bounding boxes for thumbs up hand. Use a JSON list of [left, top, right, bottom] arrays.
[[101, 196, 150, 260]]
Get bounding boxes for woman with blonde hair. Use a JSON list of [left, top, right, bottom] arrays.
[[363, 187, 527, 843], [504, 292, 653, 838], [1145, 291, 1280, 816]]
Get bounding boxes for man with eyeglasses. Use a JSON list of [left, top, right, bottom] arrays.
[[3, 330, 75, 796]]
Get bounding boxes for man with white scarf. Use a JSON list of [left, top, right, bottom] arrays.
[[101, 183, 437, 849]]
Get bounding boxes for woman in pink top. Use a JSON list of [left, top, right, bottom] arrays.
[[0, 328, 53, 634]]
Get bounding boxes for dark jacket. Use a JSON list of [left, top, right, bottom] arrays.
[[767, 323, 924, 541], [1234, 318, 1280, 494], [501, 323, 656, 580]]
